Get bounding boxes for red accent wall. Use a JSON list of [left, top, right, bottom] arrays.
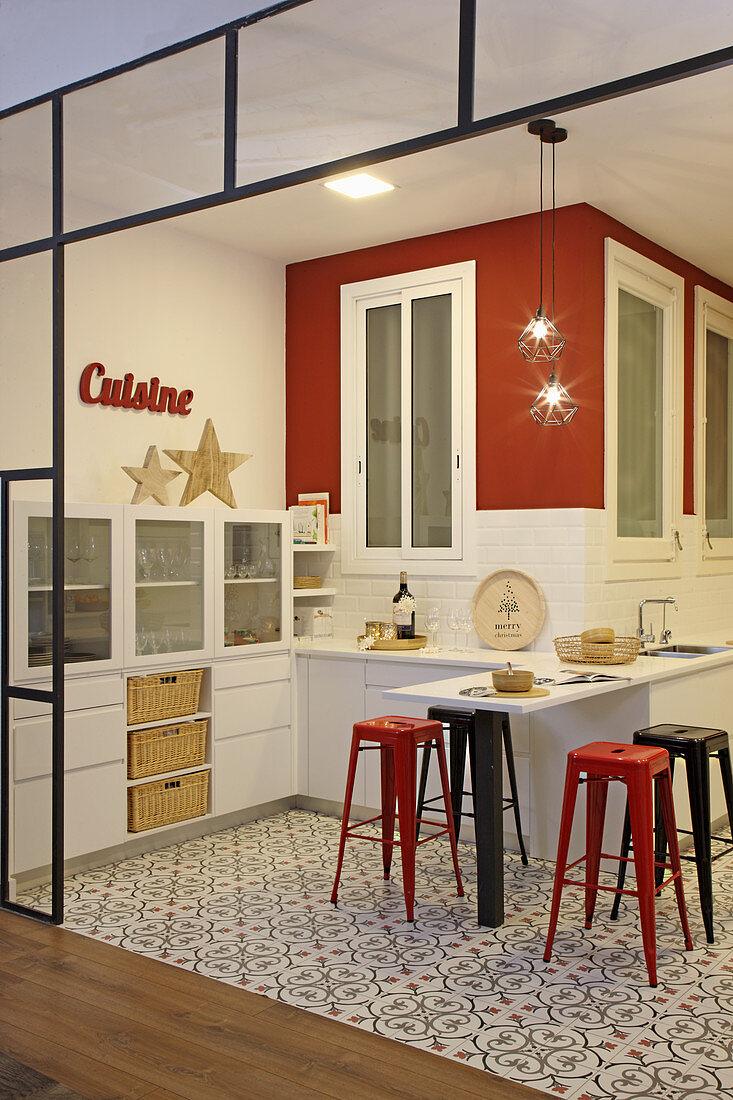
[[285, 202, 733, 514]]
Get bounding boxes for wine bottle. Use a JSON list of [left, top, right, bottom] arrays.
[[392, 571, 415, 639]]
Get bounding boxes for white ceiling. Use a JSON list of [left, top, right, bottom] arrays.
[[175, 61, 733, 284]]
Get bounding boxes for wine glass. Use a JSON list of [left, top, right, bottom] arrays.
[[425, 607, 440, 652], [459, 608, 473, 649], [158, 544, 172, 580], [65, 538, 81, 584], [137, 547, 153, 581], [82, 536, 97, 563], [447, 608, 460, 650]]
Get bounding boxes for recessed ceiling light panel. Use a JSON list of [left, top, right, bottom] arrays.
[[324, 173, 395, 198]]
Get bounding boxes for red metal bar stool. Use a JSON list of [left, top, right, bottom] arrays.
[[543, 741, 693, 986], [330, 716, 464, 921]]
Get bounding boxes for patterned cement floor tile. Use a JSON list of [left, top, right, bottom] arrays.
[[16, 809, 733, 1099]]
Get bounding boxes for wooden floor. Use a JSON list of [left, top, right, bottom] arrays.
[[0, 910, 546, 1100]]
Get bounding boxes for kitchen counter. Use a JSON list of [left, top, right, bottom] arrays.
[[295, 635, 733, 862]]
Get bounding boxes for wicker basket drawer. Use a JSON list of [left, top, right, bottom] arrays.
[[127, 718, 208, 779], [127, 768, 210, 833], [127, 669, 203, 725]]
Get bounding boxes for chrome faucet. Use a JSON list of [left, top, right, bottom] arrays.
[[638, 597, 678, 646]]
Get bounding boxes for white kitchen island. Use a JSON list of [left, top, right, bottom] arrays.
[[295, 637, 733, 885]]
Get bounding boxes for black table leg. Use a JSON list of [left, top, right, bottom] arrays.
[[472, 708, 505, 927]]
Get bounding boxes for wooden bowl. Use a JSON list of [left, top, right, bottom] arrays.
[[491, 669, 534, 693], [581, 627, 615, 645]]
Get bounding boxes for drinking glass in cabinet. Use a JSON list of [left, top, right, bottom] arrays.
[[134, 519, 204, 655], [26, 515, 112, 668], [223, 522, 282, 647]]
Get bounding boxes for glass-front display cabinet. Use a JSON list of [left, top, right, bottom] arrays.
[[124, 506, 214, 667], [12, 501, 123, 681], [215, 510, 291, 658]]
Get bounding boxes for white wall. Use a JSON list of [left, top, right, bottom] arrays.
[[0, 0, 268, 111], [64, 220, 285, 506]]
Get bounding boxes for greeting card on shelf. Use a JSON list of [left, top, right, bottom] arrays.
[[291, 504, 319, 544], [297, 492, 329, 545]]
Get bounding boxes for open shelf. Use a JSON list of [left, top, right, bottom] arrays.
[[29, 583, 110, 592], [127, 763, 211, 787], [135, 580, 199, 588], [293, 544, 336, 553], [224, 577, 278, 585], [126, 710, 212, 732], [293, 587, 337, 598]]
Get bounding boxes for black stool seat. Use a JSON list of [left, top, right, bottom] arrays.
[[610, 723, 733, 943], [416, 705, 528, 866]]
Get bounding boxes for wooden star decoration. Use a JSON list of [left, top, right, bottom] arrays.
[[122, 445, 180, 506], [164, 418, 251, 508]]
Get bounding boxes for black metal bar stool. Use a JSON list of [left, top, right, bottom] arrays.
[[610, 724, 733, 942], [416, 705, 528, 865]]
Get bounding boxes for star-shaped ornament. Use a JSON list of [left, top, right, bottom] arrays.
[[122, 445, 180, 506], [164, 418, 251, 508]]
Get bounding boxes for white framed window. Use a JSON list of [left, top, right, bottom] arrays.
[[340, 262, 475, 576], [695, 286, 733, 572], [604, 239, 684, 579]]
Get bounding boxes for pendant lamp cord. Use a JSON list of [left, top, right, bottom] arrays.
[[552, 140, 557, 323], [537, 139, 541, 310]]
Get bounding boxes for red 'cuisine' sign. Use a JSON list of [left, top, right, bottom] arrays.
[[79, 362, 194, 416]]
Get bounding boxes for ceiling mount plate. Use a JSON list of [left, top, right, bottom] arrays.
[[527, 118, 568, 144]]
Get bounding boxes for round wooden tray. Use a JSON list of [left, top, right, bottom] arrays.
[[491, 686, 550, 699], [357, 634, 427, 651], [471, 570, 546, 651]]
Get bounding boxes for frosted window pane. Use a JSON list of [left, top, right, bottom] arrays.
[[64, 42, 225, 232], [706, 329, 733, 539], [412, 294, 451, 548], [366, 304, 401, 548], [237, 0, 459, 184], [0, 103, 52, 248], [617, 289, 663, 539]]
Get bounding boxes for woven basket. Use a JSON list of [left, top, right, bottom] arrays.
[[127, 669, 203, 725], [293, 576, 321, 589], [127, 718, 208, 779], [127, 768, 210, 832], [554, 635, 641, 665]]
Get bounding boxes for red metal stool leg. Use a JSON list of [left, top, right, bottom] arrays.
[[434, 733, 465, 897], [657, 765, 693, 950], [380, 745, 396, 880], [544, 759, 581, 961], [584, 776, 609, 929], [330, 731, 361, 905], [626, 768, 658, 986], [394, 738, 418, 921]]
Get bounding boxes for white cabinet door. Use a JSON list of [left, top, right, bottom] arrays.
[[215, 680, 290, 740], [14, 761, 126, 875], [307, 658, 366, 805], [214, 727, 292, 816]]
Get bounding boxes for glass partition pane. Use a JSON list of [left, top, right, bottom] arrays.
[[237, 0, 459, 184], [412, 293, 451, 548], [223, 521, 282, 647], [706, 329, 733, 539], [475, 0, 733, 121], [366, 303, 401, 547], [135, 519, 204, 655], [0, 252, 52, 470], [26, 515, 112, 668], [0, 103, 52, 248], [64, 42, 225, 232], [617, 289, 663, 539]]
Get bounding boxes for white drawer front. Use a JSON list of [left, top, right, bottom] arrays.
[[365, 660, 469, 689], [214, 727, 292, 816], [12, 675, 124, 719], [14, 762, 126, 873], [213, 654, 290, 691], [215, 680, 291, 741], [13, 706, 124, 781]]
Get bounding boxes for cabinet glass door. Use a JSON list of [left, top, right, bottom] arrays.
[[134, 518, 205, 657], [223, 521, 282, 649], [27, 515, 112, 669]]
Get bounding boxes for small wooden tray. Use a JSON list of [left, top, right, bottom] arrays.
[[357, 634, 427, 651], [491, 686, 550, 699]]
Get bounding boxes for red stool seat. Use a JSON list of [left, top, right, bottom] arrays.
[[544, 741, 693, 986], [330, 716, 463, 920]]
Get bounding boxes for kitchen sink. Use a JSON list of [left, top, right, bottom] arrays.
[[642, 644, 731, 658]]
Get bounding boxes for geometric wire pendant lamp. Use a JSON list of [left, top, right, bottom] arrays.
[[519, 119, 567, 363], [530, 368, 578, 425]]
